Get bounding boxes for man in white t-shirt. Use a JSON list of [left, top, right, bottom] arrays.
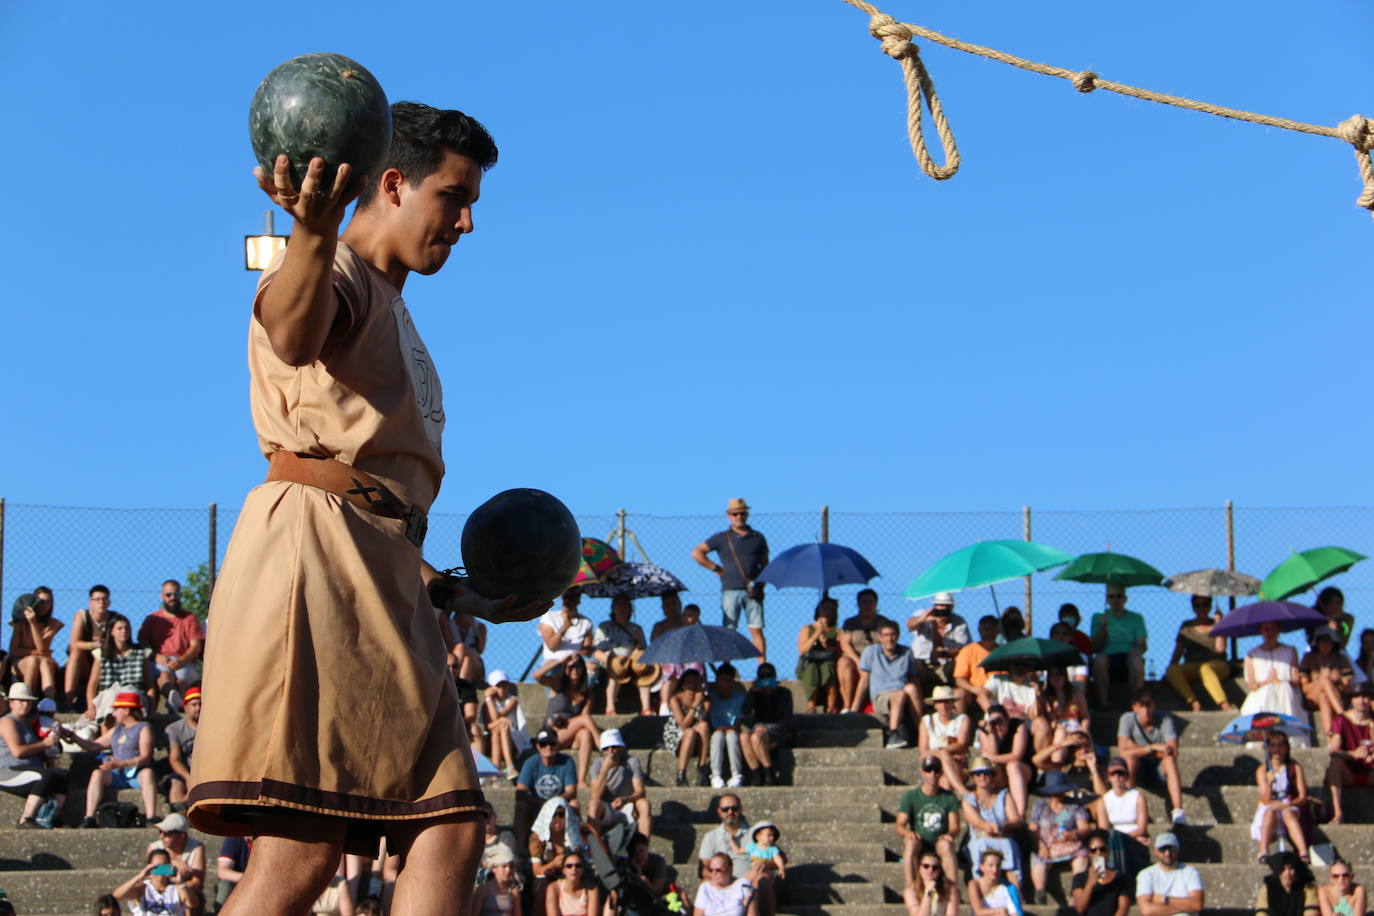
[[532, 589, 598, 680], [1135, 832, 1203, 916]]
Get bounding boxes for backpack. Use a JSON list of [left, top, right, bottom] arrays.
[[95, 801, 145, 828]]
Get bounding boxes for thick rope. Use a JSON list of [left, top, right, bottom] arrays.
[[843, 0, 1374, 218]]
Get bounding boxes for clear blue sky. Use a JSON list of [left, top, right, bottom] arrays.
[[3, 1, 1372, 516]]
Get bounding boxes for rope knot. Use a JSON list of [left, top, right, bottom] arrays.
[[1336, 114, 1373, 150], [869, 14, 914, 59], [1072, 71, 1098, 93]]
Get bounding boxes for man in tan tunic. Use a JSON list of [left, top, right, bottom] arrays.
[[188, 102, 547, 915]]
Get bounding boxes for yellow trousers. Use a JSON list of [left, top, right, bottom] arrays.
[[1164, 659, 1231, 705]]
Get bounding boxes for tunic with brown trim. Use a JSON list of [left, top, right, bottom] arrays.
[[187, 242, 482, 852]]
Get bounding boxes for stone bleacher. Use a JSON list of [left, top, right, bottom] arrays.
[[2, 677, 1371, 916]]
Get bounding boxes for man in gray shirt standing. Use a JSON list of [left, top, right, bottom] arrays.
[[692, 498, 770, 660]]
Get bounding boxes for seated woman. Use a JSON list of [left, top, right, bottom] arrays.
[[1253, 729, 1312, 865], [962, 757, 1024, 885], [1092, 756, 1150, 882], [904, 849, 960, 916], [1355, 629, 1374, 686], [9, 590, 62, 701], [82, 691, 158, 826], [1036, 666, 1086, 752], [1317, 860, 1366, 916], [795, 599, 841, 714], [484, 670, 533, 782], [1241, 621, 1306, 724], [1163, 595, 1235, 712], [85, 613, 155, 721], [528, 798, 582, 916], [977, 705, 1033, 818], [665, 668, 712, 787], [1255, 852, 1319, 916], [544, 850, 599, 916], [1027, 771, 1092, 906], [473, 846, 522, 916], [1299, 628, 1355, 738], [967, 849, 1025, 916], [538, 656, 601, 787], [594, 596, 656, 716], [657, 603, 705, 713], [1311, 588, 1356, 652], [0, 682, 99, 827], [693, 854, 756, 916], [443, 608, 488, 755], [919, 685, 970, 792], [741, 663, 794, 787]]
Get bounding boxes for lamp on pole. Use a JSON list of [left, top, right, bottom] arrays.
[[244, 209, 287, 271]]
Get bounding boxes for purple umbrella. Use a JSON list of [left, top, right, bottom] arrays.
[[1209, 600, 1328, 639]]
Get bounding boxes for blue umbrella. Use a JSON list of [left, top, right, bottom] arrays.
[[1217, 712, 1312, 745], [639, 623, 762, 666], [1209, 600, 1329, 639], [755, 542, 879, 592]]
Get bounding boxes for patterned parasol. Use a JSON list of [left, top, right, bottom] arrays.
[[579, 562, 686, 599]]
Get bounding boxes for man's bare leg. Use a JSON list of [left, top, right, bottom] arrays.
[[390, 815, 483, 915], [220, 818, 345, 915]]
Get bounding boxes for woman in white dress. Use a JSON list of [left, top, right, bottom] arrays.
[[1241, 621, 1305, 722]]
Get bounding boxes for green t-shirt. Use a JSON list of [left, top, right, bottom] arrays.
[[898, 786, 960, 842], [1091, 609, 1147, 656]]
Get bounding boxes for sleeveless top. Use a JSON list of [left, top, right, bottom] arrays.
[[0, 713, 39, 770], [559, 885, 590, 916], [923, 713, 967, 750], [1267, 762, 1295, 803], [1103, 788, 1141, 831], [112, 721, 148, 767]]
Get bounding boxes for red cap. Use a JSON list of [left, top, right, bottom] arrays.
[[183, 686, 202, 703]]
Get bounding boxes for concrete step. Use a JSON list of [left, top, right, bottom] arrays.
[[0, 827, 226, 872], [0, 867, 153, 915]]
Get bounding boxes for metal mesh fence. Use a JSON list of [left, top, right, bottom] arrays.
[[2, 500, 1371, 684]]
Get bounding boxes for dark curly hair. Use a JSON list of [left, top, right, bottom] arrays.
[[356, 101, 498, 208]]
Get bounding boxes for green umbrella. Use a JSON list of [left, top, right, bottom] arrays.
[[1053, 552, 1164, 587], [1260, 547, 1367, 601], [979, 636, 1082, 672], [903, 540, 1073, 599]]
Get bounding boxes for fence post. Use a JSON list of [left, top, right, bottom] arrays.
[[0, 498, 6, 607], [820, 505, 829, 544], [209, 503, 218, 597], [1226, 500, 1237, 659], [1023, 505, 1033, 633], [615, 509, 627, 559]]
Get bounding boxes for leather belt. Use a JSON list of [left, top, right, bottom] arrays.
[[266, 451, 429, 547]]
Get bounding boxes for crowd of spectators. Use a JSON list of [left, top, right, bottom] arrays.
[[3, 507, 1374, 916]]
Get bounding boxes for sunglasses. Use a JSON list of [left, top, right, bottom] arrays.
[[564, 862, 584, 870], [919, 863, 941, 870], [1107, 594, 1125, 600], [1088, 845, 1107, 853], [1332, 872, 1353, 879], [1108, 770, 1128, 777], [718, 805, 740, 813], [973, 771, 994, 777], [708, 867, 727, 873]]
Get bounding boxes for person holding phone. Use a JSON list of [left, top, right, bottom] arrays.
[[114, 849, 193, 915], [1070, 830, 1131, 916]]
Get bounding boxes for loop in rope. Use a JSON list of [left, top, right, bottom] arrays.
[[867, 13, 960, 181], [845, 0, 1374, 221]]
